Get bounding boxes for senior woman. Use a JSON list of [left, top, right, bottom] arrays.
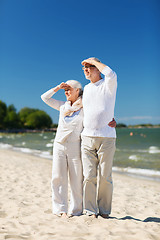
[[41, 80, 83, 217], [41, 80, 116, 218]]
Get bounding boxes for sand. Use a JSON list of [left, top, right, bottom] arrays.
[[0, 148, 160, 240]]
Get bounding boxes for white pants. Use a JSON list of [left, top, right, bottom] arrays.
[[81, 136, 116, 215], [51, 139, 83, 216]]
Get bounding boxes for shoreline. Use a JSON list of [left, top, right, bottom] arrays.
[[0, 148, 160, 240], [0, 143, 160, 182]]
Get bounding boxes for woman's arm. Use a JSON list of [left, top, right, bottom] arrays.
[[41, 85, 65, 111]]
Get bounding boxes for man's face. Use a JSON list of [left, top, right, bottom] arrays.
[[82, 64, 100, 80]]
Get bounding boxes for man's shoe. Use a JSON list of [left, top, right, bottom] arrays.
[[101, 214, 109, 219]]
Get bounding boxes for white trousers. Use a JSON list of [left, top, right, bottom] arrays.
[[51, 139, 83, 216], [81, 136, 116, 215]]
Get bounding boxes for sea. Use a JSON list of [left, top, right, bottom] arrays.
[[0, 128, 160, 181]]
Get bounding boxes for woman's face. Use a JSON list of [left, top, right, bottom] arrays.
[[65, 86, 79, 104]]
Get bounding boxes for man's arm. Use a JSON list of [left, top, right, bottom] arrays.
[[82, 57, 117, 94], [81, 57, 106, 73]]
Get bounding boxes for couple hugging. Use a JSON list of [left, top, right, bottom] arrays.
[[41, 57, 117, 218]]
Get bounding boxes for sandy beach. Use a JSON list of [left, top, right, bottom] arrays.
[[0, 148, 159, 240]]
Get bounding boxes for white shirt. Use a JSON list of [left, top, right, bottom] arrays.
[[41, 89, 83, 143], [82, 66, 117, 138], [64, 110, 81, 122]]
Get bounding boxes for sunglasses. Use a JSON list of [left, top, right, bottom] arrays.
[[82, 65, 95, 70]]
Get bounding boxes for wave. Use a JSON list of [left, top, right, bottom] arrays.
[[128, 155, 139, 161], [0, 143, 52, 159], [46, 143, 53, 148], [149, 146, 160, 154], [0, 143, 12, 149], [113, 166, 160, 181], [116, 148, 148, 153], [116, 146, 160, 154]]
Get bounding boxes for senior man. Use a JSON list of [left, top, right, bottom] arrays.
[[81, 57, 117, 218]]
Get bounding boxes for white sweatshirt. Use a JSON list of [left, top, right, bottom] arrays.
[[82, 66, 117, 138]]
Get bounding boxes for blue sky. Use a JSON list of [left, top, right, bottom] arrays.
[[0, 0, 160, 125]]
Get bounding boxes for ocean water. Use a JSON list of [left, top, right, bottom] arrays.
[[0, 128, 160, 181], [114, 128, 160, 181]]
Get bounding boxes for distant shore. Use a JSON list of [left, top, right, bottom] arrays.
[[0, 128, 57, 133], [0, 125, 160, 133], [127, 125, 160, 129]]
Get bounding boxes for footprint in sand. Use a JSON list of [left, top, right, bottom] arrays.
[[5, 235, 30, 239], [44, 209, 52, 214], [0, 211, 7, 218]]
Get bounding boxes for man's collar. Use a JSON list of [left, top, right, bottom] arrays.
[[91, 78, 103, 85]]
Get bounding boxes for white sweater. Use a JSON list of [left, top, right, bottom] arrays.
[[41, 89, 83, 143], [82, 66, 117, 138]]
